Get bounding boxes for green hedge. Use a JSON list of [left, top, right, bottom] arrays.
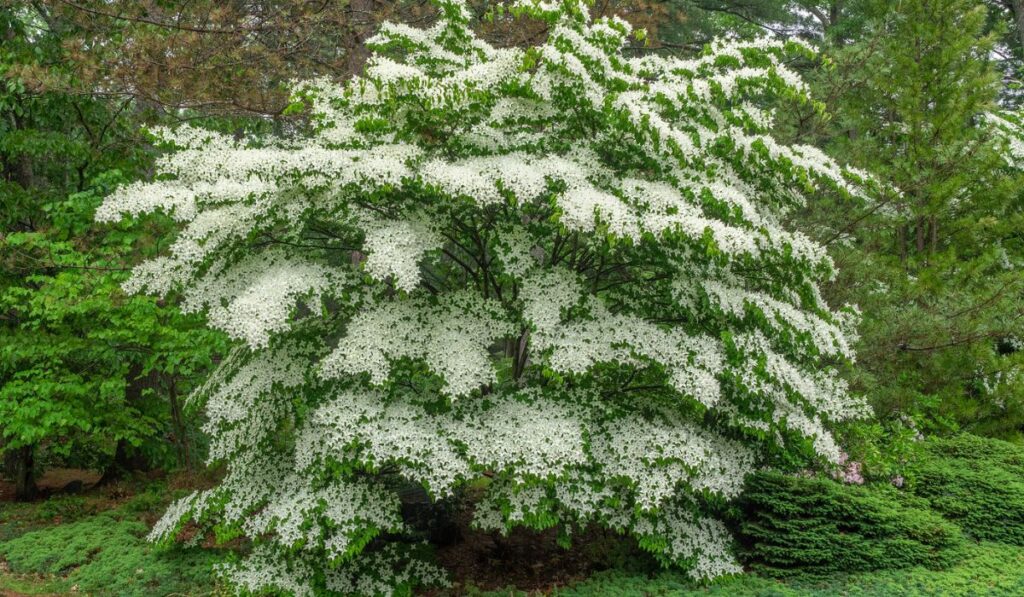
[[907, 434, 1024, 545], [735, 471, 965, 577]]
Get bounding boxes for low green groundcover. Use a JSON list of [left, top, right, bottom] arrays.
[[7, 438, 1024, 596], [542, 542, 1024, 597], [0, 509, 219, 597]]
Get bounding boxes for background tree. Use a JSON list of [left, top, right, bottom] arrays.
[[0, 3, 226, 499], [785, 0, 1024, 439], [22, 1, 803, 116], [18, 0, 373, 116]]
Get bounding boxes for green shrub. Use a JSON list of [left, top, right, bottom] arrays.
[[907, 434, 1024, 545], [0, 510, 219, 596], [122, 483, 172, 514], [34, 495, 95, 523], [734, 471, 964, 577]]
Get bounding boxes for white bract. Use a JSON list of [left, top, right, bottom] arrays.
[[104, 0, 871, 593], [986, 111, 1024, 170]]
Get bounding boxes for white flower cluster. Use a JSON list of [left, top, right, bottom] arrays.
[[198, 345, 308, 461], [592, 412, 755, 507], [361, 214, 442, 292], [296, 388, 590, 494], [985, 111, 1024, 169], [694, 278, 852, 358], [522, 268, 725, 407], [221, 543, 449, 597], [319, 291, 513, 397], [116, 0, 874, 592], [198, 253, 341, 348], [633, 501, 743, 580]]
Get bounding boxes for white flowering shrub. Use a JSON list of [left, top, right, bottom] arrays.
[[98, 0, 872, 593]]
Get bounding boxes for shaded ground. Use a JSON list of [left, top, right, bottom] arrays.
[[0, 469, 101, 503], [434, 507, 645, 594]]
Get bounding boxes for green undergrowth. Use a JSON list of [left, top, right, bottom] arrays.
[[0, 501, 47, 543], [6, 440, 1024, 596], [471, 542, 1024, 596], [0, 484, 224, 597]]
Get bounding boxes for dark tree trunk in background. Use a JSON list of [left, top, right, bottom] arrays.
[[1, 448, 12, 479], [830, 1, 842, 29], [930, 215, 938, 253], [13, 445, 38, 501], [98, 439, 152, 485], [98, 364, 156, 485], [898, 223, 908, 262], [1011, 1, 1024, 59], [167, 378, 193, 470], [921, 216, 929, 253], [343, 0, 375, 77]]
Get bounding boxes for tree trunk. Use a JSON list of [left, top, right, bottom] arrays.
[[13, 445, 38, 501], [898, 223, 908, 262], [343, 0, 376, 77], [1012, 0, 1024, 60], [98, 440, 130, 485], [98, 363, 156, 484], [167, 378, 192, 470], [916, 216, 926, 253], [830, 1, 842, 30], [2, 445, 14, 478], [98, 438, 154, 485]]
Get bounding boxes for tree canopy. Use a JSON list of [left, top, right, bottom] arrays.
[[96, 0, 879, 592]]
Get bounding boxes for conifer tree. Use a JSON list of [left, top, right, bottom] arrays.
[[800, 0, 1024, 436]]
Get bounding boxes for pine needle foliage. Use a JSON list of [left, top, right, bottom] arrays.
[[735, 472, 965, 577], [907, 434, 1024, 546]]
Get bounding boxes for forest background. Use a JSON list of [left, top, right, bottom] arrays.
[[2, 0, 1024, 595]]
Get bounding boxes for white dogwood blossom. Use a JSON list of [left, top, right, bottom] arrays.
[[107, 0, 872, 593], [361, 214, 442, 292], [319, 291, 513, 397], [986, 111, 1024, 169]]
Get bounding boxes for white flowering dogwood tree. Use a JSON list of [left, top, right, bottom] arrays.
[[98, 0, 872, 593]]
